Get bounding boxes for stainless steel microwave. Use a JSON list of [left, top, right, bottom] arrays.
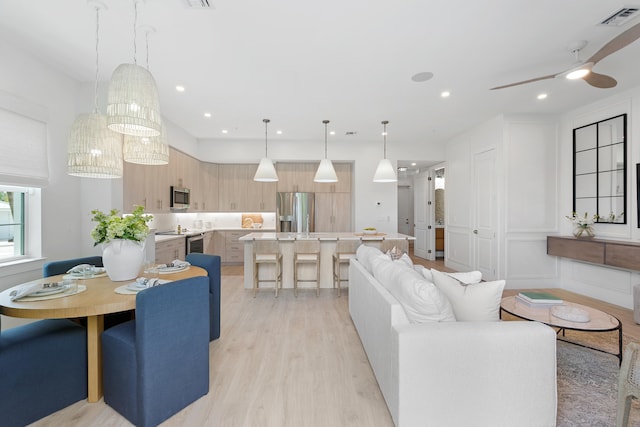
[[170, 186, 190, 209]]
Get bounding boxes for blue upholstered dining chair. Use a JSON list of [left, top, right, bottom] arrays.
[[44, 255, 132, 328], [101, 276, 210, 427], [43, 255, 103, 277], [185, 253, 222, 341], [0, 318, 87, 427]]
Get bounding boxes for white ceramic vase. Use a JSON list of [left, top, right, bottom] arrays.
[[102, 239, 145, 281]]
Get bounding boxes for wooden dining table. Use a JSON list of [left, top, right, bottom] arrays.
[[0, 266, 207, 403]]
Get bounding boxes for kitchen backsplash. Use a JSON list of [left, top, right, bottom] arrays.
[[150, 212, 276, 232]]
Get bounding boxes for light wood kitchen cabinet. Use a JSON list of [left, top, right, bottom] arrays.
[[218, 164, 251, 211], [155, 237, 186, 265], [203, 231, 215, 254], [123, 161, 170, 213], [313, 162, 351, 193], [213, 230, 249, 263], [246, 179, 277, 211], [276, 163, 317, 192], [169, 149, 202, 209], [199, 162, 219, 211], [315, 192, 351, 232]]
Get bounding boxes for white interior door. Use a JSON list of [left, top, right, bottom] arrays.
[[473, 149, 497, 280], [397, 186, 413, 236], [413, 172, 432, 260]]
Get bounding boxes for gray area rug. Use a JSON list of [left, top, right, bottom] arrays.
[[557, 340, 640, 427]]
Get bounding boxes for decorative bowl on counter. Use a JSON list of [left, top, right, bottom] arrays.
[[362, 228, 377, 235]]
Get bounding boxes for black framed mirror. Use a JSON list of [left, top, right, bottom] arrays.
[[573, 113, 626, 224]]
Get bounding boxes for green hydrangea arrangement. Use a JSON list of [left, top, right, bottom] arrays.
[[90, 205, 153, 246]]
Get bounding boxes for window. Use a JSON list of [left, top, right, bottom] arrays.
[[0, 186, 26, 261]]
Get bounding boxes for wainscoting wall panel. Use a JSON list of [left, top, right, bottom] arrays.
[[506, 238, 557, 280]]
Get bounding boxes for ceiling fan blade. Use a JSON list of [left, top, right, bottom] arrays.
[[490, 74, 556, 90], [583, 71, 617, 88], [586, 21, 640, 65]]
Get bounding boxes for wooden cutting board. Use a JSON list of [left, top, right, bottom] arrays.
[[242, 214, 264, 228]]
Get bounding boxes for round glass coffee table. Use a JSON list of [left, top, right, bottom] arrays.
[[500, 296, 622, 364]]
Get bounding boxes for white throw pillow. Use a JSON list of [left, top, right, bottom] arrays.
[[356, 245, 385, 274], [393, 253, 414, 269], [373, 260, 456, 323], [431, 269, 505, 321], [446, 271, 482, 284]]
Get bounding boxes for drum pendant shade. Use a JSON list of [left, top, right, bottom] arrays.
[[68, 113, 123, 178], [107, 63, 162, 137], [123, 121, 169, 165]]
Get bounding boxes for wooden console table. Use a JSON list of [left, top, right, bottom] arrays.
[[547, 236, 640, 271]]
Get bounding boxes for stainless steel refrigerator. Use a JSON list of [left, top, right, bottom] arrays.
[[276, 192, 315, 233]]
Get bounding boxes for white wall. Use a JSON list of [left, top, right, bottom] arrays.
[[0, 38, 83, 287], [444, 114, 560, 289], [557, 88, 640, 308]]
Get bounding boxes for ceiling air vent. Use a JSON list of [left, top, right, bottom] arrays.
[[599, 7, 640, 26], [182, 0, 213, 9]]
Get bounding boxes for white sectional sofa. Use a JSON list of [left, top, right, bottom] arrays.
[[348, 248, 557, 427]]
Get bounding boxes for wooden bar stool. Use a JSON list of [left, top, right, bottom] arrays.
[[294, 238, 320, 297], [332, 237, 361, 296], [253, 238, 283, 297]]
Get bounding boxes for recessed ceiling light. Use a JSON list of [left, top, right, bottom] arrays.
[[398, 167, 408, 172], [441, 91, 450, 98], [329, 131, 336, 136], [221, 129, 228, 134], [276, 130, 282, 135], [176, 85, 185, 92], [411, 162, 416, 166], [411, 71, 434, 82], [537, 93, 548, 100], [204, 112, 211, 118]]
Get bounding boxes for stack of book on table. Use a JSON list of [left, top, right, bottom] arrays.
[[516, 291, 563, 307]]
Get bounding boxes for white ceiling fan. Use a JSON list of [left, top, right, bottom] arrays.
[[491, 20, 640, 90]]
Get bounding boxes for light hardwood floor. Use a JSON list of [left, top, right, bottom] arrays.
[[31, 259, 640, 426]]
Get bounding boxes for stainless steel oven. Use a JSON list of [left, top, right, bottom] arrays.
[[186, 233, 204, 254]]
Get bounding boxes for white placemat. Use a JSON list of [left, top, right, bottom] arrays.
[[15, 285, 87, 302]]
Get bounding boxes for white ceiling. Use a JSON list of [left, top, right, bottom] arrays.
[[2, 0, 640, 146]]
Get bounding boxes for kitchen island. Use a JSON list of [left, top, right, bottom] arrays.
[[239, 232, 415, 292]]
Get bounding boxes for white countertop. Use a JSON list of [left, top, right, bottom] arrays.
[[154, 227, 275, 242], [239, 232, 415, 241]]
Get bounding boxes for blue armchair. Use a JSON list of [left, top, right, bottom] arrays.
[[43, 255, 103, 277], [186, 253, 221, 341], [0, 319, 87, 427], [102, 276, 210, 427]]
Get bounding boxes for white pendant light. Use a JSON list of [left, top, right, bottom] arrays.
[[107, 0, 162, 137], [254, 119, 278, 182], [123, 27, 169, 164], [314, 120, 338, 183], [68, 1, 123, 179], [373, 120, 397, 182]]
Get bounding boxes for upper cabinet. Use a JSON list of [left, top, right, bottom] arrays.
[[276, 162, 351, 193], [199, 162, 219, 212], [276, 163, 317, 192], [122, 161, 170, 214], [573, 114, 626, 224], [217, 164, 276, 212]]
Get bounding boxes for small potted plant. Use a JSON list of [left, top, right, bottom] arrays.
[[91, 205, 153, 281]]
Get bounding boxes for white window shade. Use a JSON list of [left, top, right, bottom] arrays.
[[0, 93, 48, 187]]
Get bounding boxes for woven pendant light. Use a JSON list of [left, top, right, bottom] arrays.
[[107, 1, 162, 137], [67, 1, 123, 179]]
